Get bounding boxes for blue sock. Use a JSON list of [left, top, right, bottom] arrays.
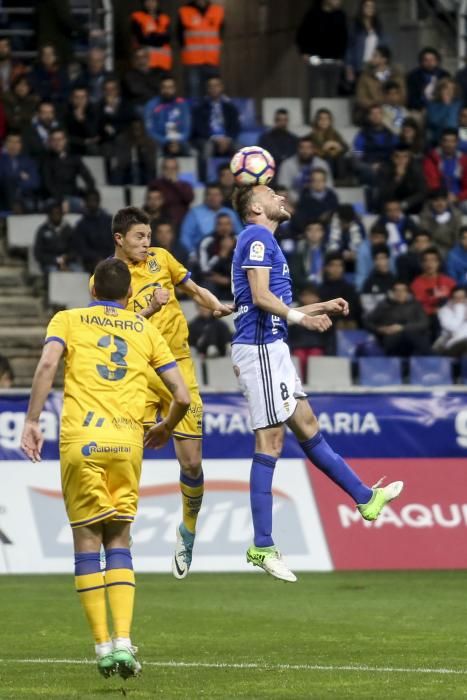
[[250, 453, 277, 547], [105, 548, 133, 570], [74, 551, 101, 575], [300, 432, 372, 504]]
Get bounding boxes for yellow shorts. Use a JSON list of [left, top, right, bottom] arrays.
[[60, 441, 143, 529], [144, 356, 203, 439]]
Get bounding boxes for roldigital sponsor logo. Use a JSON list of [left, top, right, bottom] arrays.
[[81, 442, 131, 456], [28, 480, 307, 559]]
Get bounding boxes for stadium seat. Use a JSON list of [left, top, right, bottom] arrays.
[[204, 357, 238, 390], [358, 357, 402, 386], [99, 186, 126, 213], [336, 330, 376, 358], [306, 357, 352, 390], [48, 271, 91, 308], [27, 247, 41, 277], [310, 98, 352, 128], [335, 187, 365, 206], [207, 156, 230, 183], [288, 124, 312, 137], [362, 214, 378, 231], [193, 185, 205, 206], [460, 357, 467, 384], [82, 156, 106, 187], [409, 356, 453, 386], [262, 97, 303, 128], [339, 126, 359, 146], [129, 185, 146, 207], [232, 98, 264, 146], [7, 214, 80, 249], [179, 300, 198, 323]]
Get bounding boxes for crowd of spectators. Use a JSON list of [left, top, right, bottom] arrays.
[[0, 0, 466, 363]]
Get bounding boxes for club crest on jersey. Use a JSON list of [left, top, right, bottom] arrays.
[[104, 305, 118, 316], [148, 257, 160, 273], [250, 241, 265, 262]]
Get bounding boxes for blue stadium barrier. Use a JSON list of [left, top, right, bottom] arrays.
[[358, 357, 402, 387], [336, 329, 380, 358], [409, 356, 453, 385]]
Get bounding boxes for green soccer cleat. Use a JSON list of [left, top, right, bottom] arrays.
[[357, 478, 404, 521], [246, 545, 297, 583], [96, 652, 117, 678], [113, 644, 142, 679], [172, 523, 195, 579]]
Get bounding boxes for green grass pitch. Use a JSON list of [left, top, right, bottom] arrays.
[[0, 571, 467, 699]]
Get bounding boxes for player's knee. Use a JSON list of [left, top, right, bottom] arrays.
[[255, 427, 284, 459], [180, 459, 203, 479]]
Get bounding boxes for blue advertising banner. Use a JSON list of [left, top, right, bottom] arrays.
[[0, 391, 466, 460]]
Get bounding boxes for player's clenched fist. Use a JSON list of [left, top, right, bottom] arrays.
[[302, 313, 332, 332], [323, 298, 349, 316], [148, 287, 170, 313]]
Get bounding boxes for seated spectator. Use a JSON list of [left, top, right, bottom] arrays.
[[200, 223, 235, 299], [0, 354, 14, 388], [352, 104, 398, 186], [42, 129, 95, 213], [191, 76, 240, 174], [458, 107, 467, 153], [199, 212, 236, 273], [149, 156, 194, 228], [188, 303, 232, 358], [278, 136, 332, 203], [377, 145, 426, 215], [123, 48, 162, 116], [365, 280, 432, 356], [423, 129, 467, 211], [130, 0, 172, 75], [217, 164, 235, 208], [0, 132, 39, 213], [327, 203, 365, 274], [30, 44, 70, 108], [180, 183, 241, 255], [308, 108, 348, 180], [356, 222, 396, 290], [65, 86, 99, 156], [355, 45, 406, 124], [426, 78, 462, 146], [144, 186, 169, 232], [23, 101, 60, 159], [289, 283, 336, 379], [362, 243, 396, 295], [435, 286, 467, 356], [396, 230, 433, 284], [33, 201, 79, 273], [72, 190, 113, 273], [411, 247, 456, 338], [319, 252, 361, 328], [446, 226, 467, 285], [144, 76, 191, 155], [407, 46, 449, 112], [0, 37, 25, 94], [419, 189, 462, 258], [3, 75, 39, 133], [274, 185, 296, 252], [152, 220, 189, 266], [456, 56, 467, 105], [398, 117, 425, 161], [292, 168, 339, 232], [345, 0, 387, 85], [381, 82, 408, 135], [375, 199, 418, 254], [289, 221, 327, 291], [259, 108, 299, 169], [97, 78, 136, 184], [75, 48, 112, 104], [120, 118, 157, 185]]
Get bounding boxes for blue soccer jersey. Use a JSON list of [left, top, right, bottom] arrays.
[[232, 224, 292, 345]]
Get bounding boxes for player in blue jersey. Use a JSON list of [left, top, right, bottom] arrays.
[[231, 185, 404, 582]]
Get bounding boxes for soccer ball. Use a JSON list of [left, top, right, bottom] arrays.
[[230, 147, 276, 185]]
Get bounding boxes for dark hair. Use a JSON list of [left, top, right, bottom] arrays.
[[369, 223, 388, 239], [206, 182, 222, 192], [112, 206, 150, 236], [459, 226, 467, 237], [399, 117, 424, 153], [419, 46, 441, 62], [5, 130, 21, 139], [299, 282, 321, 298], [337, 204, 355, 222], [412, 230, 432, 241], [312, 108, 333, 128], [384, 198, 401, 207], [160, 74, 175, 84], [232, 185, 255, 221], [391, 279, 409, 290], [324, 251, 344, 265], [298, 136, 314, 146], [441, 127, 458, 139], [450, 285, 467, 297], [93, 258, 131, 301], [383, 80, 401, 93], [310, 167, 328, 179], [275, 108, 289, 117], [354, 0, 382, 34], [11, 73, 30, 91], [422, 247, 441, 261], [371, 243, 390, 258], [85, 189, 100, 202], [428, 188, 448, 200], [153, 220, 174, 233], [375, 44, 391, 62], [0, 355, 14, 382]]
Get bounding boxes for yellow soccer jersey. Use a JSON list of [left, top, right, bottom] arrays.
[[45, 300, 176, 445]]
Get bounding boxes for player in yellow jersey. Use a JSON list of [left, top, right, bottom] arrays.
[[107, 207, 233, 579], [20, 259, 190, 679]]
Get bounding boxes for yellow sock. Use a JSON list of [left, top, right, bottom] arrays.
[[74, 572, 110, 644], [105, 569, 135, 638], [180, 471, 204, 534]]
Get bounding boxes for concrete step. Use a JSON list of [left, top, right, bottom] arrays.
[[0, 325, 47, 347], [0, 285, 36, 296], [0, 266, 26, 287], [0, 347, 42, 359], [0, 296, 43, 316]]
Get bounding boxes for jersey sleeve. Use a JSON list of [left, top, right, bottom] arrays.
[[45, 311, 70, 348], [165, 249, 191, 286], [147, 323, 177, 375], [240, 226, 275, 269]]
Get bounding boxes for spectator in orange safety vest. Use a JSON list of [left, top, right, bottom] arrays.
[[131, 0, 172, 73], [177, 0, 224, 99]]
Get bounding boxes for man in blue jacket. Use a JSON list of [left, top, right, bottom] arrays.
[[352, 104, 398, 188], [180, 183, 241, 254], [0, 132, 39, 213], [144, 76, 191, 155], [447, 227, 467, 285]]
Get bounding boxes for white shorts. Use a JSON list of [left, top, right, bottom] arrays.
[[232, 339, 307, 430]]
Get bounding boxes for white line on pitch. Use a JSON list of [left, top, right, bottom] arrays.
[[1, 659, 467, 676]]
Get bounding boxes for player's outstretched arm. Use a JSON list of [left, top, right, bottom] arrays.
[[144, 366, 190, 449], [297, 297, 349, 318], [21, 341, 64, 463], [178, 278, 234, 317], [247, 267, 333, 332]]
